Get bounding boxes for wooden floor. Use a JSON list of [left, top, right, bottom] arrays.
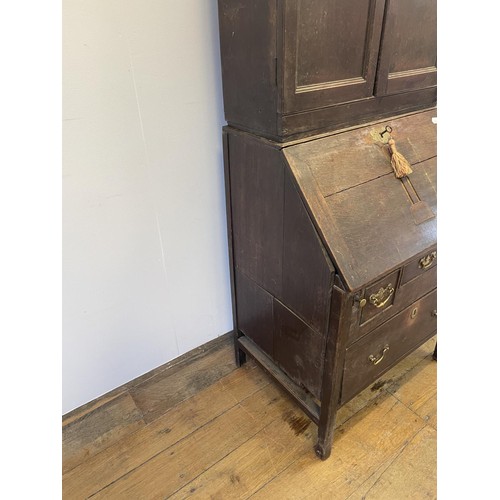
[[62, 335, 437, 499]]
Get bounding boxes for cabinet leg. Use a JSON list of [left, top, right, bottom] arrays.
[[314, 286, 350, 460], [235, 346, 246, 367], [315, 359, 340, 461], [315, 422, 335, 460], [432, 343, 437, 361], [234, 331, 246, 367]]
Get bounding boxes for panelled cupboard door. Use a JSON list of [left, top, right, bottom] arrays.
[[282, 0, 385, 114], [375, 0, 437, 96]]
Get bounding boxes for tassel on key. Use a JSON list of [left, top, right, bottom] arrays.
[[388, 138, 413, 178]]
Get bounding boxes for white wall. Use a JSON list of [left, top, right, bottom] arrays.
[[62, 0, 232, 414]]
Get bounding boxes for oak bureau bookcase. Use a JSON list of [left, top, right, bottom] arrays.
[[217, 0, 437, 459]]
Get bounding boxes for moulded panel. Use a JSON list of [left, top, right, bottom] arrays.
[[375, 0, 437, 95], [282, 0, 385, 113]]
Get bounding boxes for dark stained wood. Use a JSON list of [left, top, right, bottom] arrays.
[[235, 270, 274, 356], [228, 132, 284, 297], [341, 290, 437, 404], [223, 109, 437, 459], [376, 0, 437, 96], [217, 0, 278, 136], [280, 87, 436, 140], [285, 109, 437, 197], [401, 245, 437, 285], [223, 130, 246, 366], [238, 335, 320, 424], [360, 269, 400, 325], [323, 158, 436, 291], [350, 262, 437, 344], [315, 285, 351, 460], [282, 168, 334, 335], [282, 0, 385, 113], [284, 109, 437, 291], [217, 1, 437, 140], [273, 299, 326, 400], [408, 157, 437, 213]]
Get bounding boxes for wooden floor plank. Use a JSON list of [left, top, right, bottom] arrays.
[[129, 337, 236, 424], [63, 362, 269, 500], [62, 335, 436, 500], [62, 391, 145, 474], [348, 425, 437, 499], [387, 357, 437, 429], [170, 406, 317, 499], [90, 383, 297, 499], [250, 392, 427, 500]]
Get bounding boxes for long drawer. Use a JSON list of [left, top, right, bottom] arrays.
[[341, 289, 437, 405]]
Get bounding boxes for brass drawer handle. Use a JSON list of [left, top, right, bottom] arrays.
[[369, 284, 394, 308], [369, 345, 390, 365], [419, 251, 437, 270]]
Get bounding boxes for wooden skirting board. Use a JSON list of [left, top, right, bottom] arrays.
[[62, 332, 234, 473]]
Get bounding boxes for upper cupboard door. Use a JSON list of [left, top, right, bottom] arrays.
[[282, 0, 385, 114], [375, 0, 437, 95]]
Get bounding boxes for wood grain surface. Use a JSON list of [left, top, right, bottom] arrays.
[[217, 0, 436, 140], [284, 109, 437, 291], [62, 337, 436, 499]]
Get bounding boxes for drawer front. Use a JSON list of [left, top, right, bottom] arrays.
[[360, 269, 400, 325], [401, 247, 437, 285], [349, 264, 437, 345], [341, 289, 437, 405]]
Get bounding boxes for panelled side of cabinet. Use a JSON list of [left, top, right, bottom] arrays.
[[226, 129, 337, 399], [228, 132, 284, 298]]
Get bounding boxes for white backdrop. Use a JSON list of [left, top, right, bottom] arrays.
[[62, 0, 232, 413]]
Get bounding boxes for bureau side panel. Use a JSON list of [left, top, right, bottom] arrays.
[[228, 132, 284, 297], [228, 129, 337, 399], [273, 299, 325, 399], [218, 0, 278, 137], [235, 270, 274, 357], [282, 168, 334, 336]]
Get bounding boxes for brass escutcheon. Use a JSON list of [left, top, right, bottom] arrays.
[[419, 251, 437, 270], [410, 307, 418, 319], [369, 284, 394, 308]]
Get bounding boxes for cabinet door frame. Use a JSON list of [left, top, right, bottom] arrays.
[[375, 0, 437, 96], [281, 0, 386, 115]]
